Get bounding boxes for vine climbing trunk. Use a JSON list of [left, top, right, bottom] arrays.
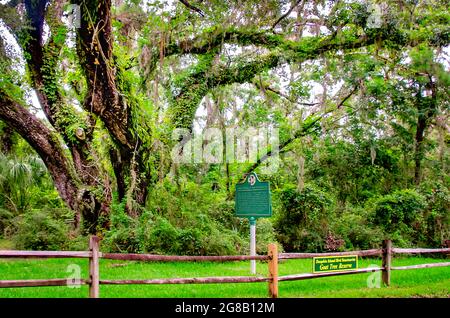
[[0, 92, 109, 234], [414, 115, 426, 185]]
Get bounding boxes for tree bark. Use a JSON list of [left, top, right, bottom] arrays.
[[414, 78, 437, 185], [0, 124, 15, 154], [74, 0, 131, 148], [8, 0, 113, 230], [414, 112, 426, 185], [73, 0, 149, 216], [0, 92, 108, 233]]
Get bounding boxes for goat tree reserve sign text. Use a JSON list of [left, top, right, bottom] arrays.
[[313, 255, 358, 273]]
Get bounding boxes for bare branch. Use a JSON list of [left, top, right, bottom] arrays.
[[337, 85, 359, 108], [253, 80, 320, 106], [178, 0, 205, 17], [242, 84, 360, 175], [272, 0, 303, 31]]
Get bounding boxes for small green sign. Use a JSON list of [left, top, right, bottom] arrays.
[[313, 255, 358, 273], [235, 172, 272, 218]]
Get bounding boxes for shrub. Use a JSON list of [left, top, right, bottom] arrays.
[[372, 189, 427, 246], [333, 206, 384, 250], [255, 218, 278, 254], [178, 228, 203, 255], [101, 201, 141, 253], [373, 189, 426, 230], [146, 216, 180, 254], [209, 200, 247, 233], [0, 207, 13, 237], [275, 184, 333, 252], [199, 226, 247, 255], [418, 181, 450, 246], [12, 208, 82, 250]]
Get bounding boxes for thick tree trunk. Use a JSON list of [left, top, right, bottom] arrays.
[[110, 147, 149, 215], [414, 79, 437, 185], [73, 0, 150, 215], [74, 0, 130, 148], [0, 92, 110, 233], [414, 115, 426, 185]]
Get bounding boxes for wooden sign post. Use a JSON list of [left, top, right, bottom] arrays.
[[235, 172, 272, 274], [249, 217, 256, 274]]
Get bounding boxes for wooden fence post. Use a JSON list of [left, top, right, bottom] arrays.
[[382, 239, 392, 287], [89, 236, 100, 298], [268, 243, 278, 298]]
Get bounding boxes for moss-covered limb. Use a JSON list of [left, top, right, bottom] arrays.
[[165, 27, 285, 57], [167, 50, 217, 129], [210, 53, 281, 87], [163, 36, 320, 129], [73, 0, 132, 149], [0, 88, 111, 233], [0, 89, 81, 208], [153, 14, 417, 76], [18, 0, 92, 150], [142, 27, 295, 82], [166, 23, 421, 131], [35, 2, 104, 186], [163, 24, 360, 59], [139, 27, 286, 79]]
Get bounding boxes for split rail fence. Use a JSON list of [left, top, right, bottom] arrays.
[[0, 237, 449, 298]]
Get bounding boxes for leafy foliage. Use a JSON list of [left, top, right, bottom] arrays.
[[275, 184, 333, 252], [12, 208, 85, 251], [0, 0, 448, 253]]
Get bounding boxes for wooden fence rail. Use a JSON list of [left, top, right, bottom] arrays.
[[102, 253, 269, 262], [0, 279, 89, 288], [278, 267, 384, 282], [392, 262, 450, 271], [0, 237, 449, 298], [278, 249, 382, 259], [0, 251, 92, 258], [100, 276, 269, 285], [393, 248, 450, 254]]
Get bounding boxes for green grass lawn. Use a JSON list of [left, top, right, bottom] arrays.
[[0, 256, 448, 298]]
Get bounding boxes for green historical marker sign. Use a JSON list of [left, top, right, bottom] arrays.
[[235, 172, 272, 218], [313, 255, 358, 273]]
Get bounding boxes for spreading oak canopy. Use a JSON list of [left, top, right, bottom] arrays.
[[0, 0, 448, 233]]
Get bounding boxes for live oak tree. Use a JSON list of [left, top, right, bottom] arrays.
[[0, 0, 448, 233]]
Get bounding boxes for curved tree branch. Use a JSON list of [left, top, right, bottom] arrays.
[[242, 84, 360, 176], [0, 90, 81, 211], [178, 0, 205, 17], [167, 26, 400, 130], [73, 0, 131, 148], [272, 0, 304, 31], [0, 89, 111, 232]]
